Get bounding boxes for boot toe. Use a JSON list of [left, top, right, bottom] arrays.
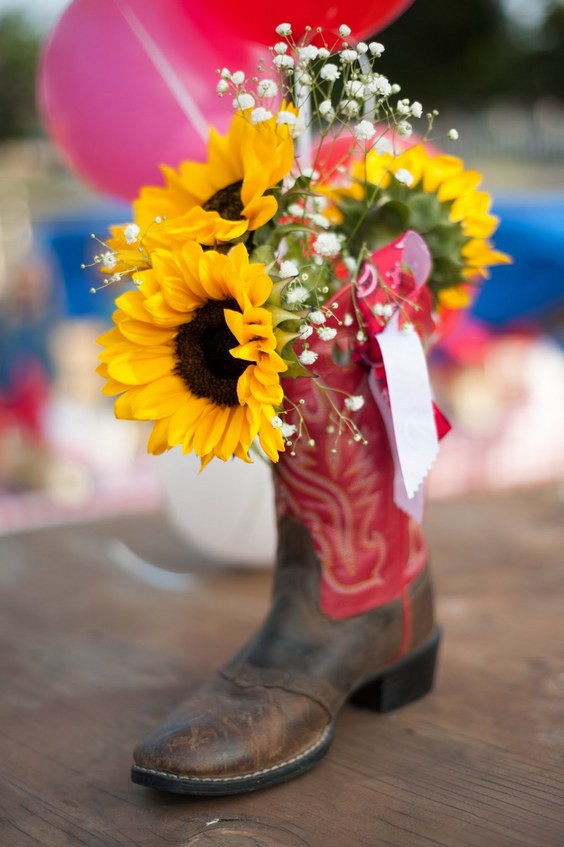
[[132, 676, 332, 792]]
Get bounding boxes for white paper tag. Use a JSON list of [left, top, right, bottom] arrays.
[[373, 317, 439, 517]]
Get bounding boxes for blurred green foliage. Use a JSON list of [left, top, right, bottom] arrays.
[[0, 11, 41, 140], [379, 0, 564, 106]]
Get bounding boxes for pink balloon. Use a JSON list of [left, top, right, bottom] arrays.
[[37, 0, 265, 200]]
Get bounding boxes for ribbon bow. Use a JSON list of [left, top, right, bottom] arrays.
[[355, 230, 450, 522]]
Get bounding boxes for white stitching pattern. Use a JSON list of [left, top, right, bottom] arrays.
[[132, 723, 333, 783]]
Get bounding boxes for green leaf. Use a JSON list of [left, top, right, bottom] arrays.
[[405, 193, 444, 233]]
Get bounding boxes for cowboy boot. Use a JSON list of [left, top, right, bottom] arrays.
[[131, 283, 440, 796]]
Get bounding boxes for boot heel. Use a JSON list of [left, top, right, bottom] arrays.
[[349, 628, 441, 713]]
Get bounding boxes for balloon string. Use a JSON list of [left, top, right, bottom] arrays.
[[358, 52, 376, 119], [115, 0, 209, 143], [295, 75, 312, 172]]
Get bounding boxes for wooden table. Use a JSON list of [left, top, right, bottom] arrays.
[[1, 485, 563, 846]]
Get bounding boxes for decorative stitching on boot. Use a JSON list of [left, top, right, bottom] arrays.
[[133, 724, 332, 783]]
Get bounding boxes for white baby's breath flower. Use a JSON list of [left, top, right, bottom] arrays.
[[345, 395, 365, 411], [287, 202, 304, 217], [345, 80, 365, 98], [124, 223, 140, 244], [366, 74, 392, 97], [275, 23, 292, 35], [312, 233, 341, 257], [397, 120, 413, 138], [340, 49, 359, 63], [396, 98, 411, 115], [373, 136, 394, 154], [216, 79, 230, 95], [220, 67, 231, 79], [317, 47, 331, 59], [271, 415, 284, 429], [368, 41, 385, 57], [319, 100, 335, 119], [231, 70, 245, 85], [281, 422, 297, 438], [356, 330, 367, 343], [343, 313, 354, 326], [343, 256, 356, 272], [301, 167, 320, 181], [395, 168, 414, 186], [354, 120, 375, 140], [320, 63, 340, 82], [309, 310, 326, 325], [279, 260, 299, 278], [257, 78, 278, 97], [233, 93, 255, 110], [341, 99, 360, 117], [299, 323, 314, 339], [295, 69, 313, 86], [274, 41, 288, 54], [298, 45, 319, 63], [356, 41, 368, 54], [448, 128, 460, 140], [277, 110, 297, 126], [390, 83, 401, 95], [299, 349, 318, 366], [411, 101, 423, 118], [286, 285, 309, 304], [274, 54, 295, 70], [102, 251, 117, 269], [373, 303, 394, 319], [251, 107, 273, 124], [318, 326, 337, 341], [339, 24, 352, 37], [310, 213, 330, 229]]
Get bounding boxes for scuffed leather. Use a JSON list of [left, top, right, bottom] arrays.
[[133, 516, 434, 781]]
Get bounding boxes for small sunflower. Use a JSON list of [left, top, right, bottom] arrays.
[[105, 108, 296, 275], [97, 242, 288, 468], [326, 143, 511, 308]]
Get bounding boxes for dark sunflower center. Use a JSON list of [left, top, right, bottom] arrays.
[[174, 298, 251, 407], [202, 180, 244, 220]]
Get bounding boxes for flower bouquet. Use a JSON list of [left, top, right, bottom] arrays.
[[93, 23, 509, 794]]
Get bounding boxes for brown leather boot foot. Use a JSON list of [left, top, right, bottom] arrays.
[[130, 518, 440, 795]]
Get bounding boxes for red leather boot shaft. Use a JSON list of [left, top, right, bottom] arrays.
[[274, 284, 427, 619]]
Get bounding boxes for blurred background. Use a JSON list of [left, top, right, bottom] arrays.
[[0, 0, 563, 549]]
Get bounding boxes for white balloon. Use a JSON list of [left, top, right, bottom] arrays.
[[155, 450, 276, 568]]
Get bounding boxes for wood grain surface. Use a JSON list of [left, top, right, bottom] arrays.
[[1, 484, 563, 846]]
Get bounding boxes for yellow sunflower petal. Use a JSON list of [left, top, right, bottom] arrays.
[[128, 375, 187, 420], [147, 418, 171, 455]]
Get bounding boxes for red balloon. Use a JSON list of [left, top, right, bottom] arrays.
[[180, 0, 415, 46], [37, 0, 265, 200]]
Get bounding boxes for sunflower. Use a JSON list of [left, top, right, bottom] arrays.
[[104, 108, 296, 275], [325, 143, 511, 308], [97, 242, 288, 468]]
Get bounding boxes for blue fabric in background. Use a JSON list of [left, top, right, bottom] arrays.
[[471, 194, 564, 327], [37, 202, 129, 322]]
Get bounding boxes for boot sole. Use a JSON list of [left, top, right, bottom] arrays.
[[131, 723, 334, 796], [131, 628, 441, 795]]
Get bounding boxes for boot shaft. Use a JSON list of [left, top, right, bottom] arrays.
[[274, 284, 427, 619]]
